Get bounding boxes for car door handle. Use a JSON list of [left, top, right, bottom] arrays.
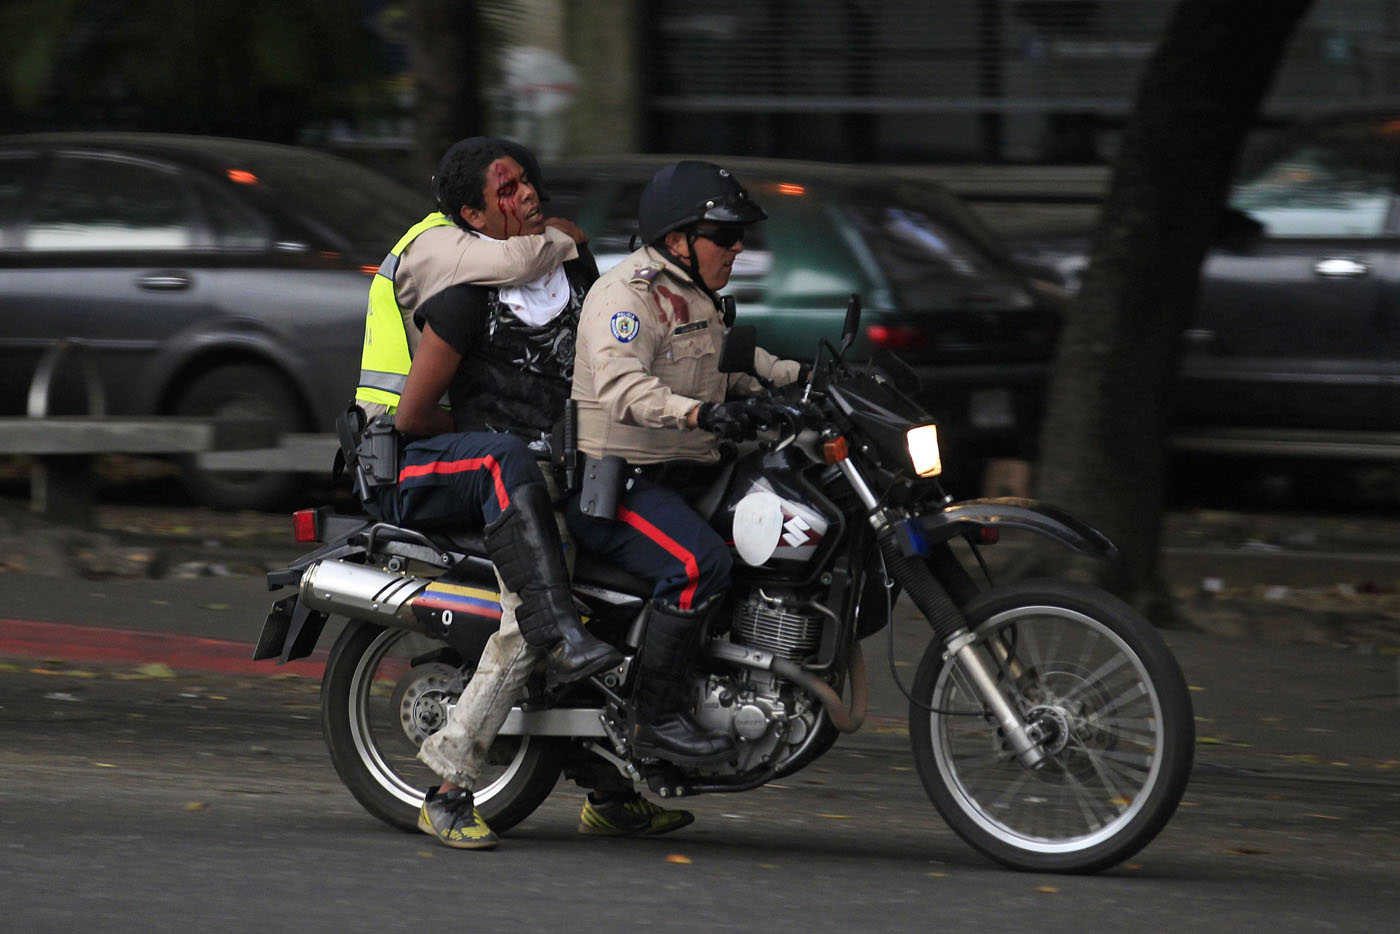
[[1313, 257, 1370, 278], [1182, 328, 1214, 344], [137, 273, 192, 290]]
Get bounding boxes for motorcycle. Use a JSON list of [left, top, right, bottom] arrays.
[[255, 297, 1193, 874]]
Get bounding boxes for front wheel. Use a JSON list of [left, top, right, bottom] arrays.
[[321, 619, 566, 834], [909, 579, 1194, 873]]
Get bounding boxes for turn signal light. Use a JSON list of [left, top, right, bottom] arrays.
[[823, 436, 849, 464], [292, 509, 320, 543]]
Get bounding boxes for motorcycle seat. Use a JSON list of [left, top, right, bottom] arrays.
[[422, 528, 486, 554]]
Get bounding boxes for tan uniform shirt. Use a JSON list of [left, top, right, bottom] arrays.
[[572, 245, 800, 465], [395, 224, 579, 354], [359, 224, 579, 420]]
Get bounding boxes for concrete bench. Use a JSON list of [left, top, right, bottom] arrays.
[[0, 416, 282, 525], [197, 433, 340, 474]]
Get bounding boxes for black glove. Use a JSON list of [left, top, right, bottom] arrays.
[[695, 400, 754, 441], [696, 397, 784, 441]]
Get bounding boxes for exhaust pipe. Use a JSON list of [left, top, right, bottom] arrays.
[[298, 560, 432, 631], [297, 559, 506, 641]]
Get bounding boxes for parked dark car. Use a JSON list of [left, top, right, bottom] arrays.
[[0, 132, 432, 508], [1011, 111, 1400, 461], [544, 156, 1066, 479]]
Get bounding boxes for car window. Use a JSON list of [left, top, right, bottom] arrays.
[[1230, 123, 1400, 237], [219, 147, 429, 252], [25, 155, 197, 251], [195, 178, 272, 250], [844, 187, 1020, 308], [0, 155, 37, 246], [0, 155, 35, 214]]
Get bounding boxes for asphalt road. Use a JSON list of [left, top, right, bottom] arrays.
[[2, 652, 1396, 934], [2, 483, 1399, 931]]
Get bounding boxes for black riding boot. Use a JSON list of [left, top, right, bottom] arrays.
[[484, 482, 622, 683], [631, 599, 735, 764]]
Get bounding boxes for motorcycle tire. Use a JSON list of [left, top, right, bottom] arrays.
[[321, 619, 566, 834], [908, 578, 1194, 874]]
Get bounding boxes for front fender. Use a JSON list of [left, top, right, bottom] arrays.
[[902, 496, 1117, 558]]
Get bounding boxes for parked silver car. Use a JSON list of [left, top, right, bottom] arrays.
[[0, 133, 432, 509]]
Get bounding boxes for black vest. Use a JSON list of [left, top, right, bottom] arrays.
[[446, 259, 590, 453]]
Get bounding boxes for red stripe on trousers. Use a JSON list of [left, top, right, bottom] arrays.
[[616, 504, 700, 610], [397, 456, 510, 511]]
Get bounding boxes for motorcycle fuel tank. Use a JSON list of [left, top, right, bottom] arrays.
[[716, 447, 834, 572]]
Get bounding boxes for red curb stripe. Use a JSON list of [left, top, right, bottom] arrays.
[[0, 618, 325, 678]]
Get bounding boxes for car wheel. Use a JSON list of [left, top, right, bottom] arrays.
[[172, 363, 304, 511]]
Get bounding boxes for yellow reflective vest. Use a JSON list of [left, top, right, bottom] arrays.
[[355, 212, 457, 411]]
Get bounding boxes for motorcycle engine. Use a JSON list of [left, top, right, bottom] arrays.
[[730, 588, 825, 660], [687, 588, 827, 775]]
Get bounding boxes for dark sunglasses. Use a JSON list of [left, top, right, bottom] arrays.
[[693, 225, 745, 248]]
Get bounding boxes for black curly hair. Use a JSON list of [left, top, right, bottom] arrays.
[[431, 137, 549, 230]]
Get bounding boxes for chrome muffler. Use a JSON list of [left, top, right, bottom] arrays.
[[297, 560, 503, 636]]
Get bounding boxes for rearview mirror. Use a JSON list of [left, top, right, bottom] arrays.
[[719, 324, 758, 375], [841, 294, 862, 354]]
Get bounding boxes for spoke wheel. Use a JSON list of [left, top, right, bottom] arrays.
[[910, 579, 1193, 873]]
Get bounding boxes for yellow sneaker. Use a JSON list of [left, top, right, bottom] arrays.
[[578, 793, 695, 836], [418, 786, 498, 850]]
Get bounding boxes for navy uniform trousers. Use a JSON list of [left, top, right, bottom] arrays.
[[564, 468, 732, 611], [370, 431, 545, 530]]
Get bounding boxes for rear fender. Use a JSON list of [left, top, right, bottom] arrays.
[[901, 496, 1117, 558], [254, 594, 328, 664]]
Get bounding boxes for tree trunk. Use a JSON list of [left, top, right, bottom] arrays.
[[407, 0, 483, 189], [1032, 0, 1315, 616]]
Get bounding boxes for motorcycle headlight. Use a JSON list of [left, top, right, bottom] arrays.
[[906, 424, 942, 477]]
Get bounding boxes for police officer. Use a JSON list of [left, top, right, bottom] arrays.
[[566, 161, 802, 764], [364, 138, 690, 849]]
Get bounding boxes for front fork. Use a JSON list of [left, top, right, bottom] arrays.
[[834, 458, 1047, 769], [943, 631, 1048, 769]]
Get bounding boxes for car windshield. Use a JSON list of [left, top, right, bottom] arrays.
[[844, 183, 1024, 308], [220, 146, 430, 252]]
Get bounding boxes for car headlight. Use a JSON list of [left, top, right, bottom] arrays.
[[906, 424, 942, 477]]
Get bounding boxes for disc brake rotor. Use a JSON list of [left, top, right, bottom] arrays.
[[389, 662, 464, 746]]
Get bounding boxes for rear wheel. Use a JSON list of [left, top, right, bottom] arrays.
[[320, 619, 565, 834], [909, 579, 1194, 873], [172, 363, 302, 510]]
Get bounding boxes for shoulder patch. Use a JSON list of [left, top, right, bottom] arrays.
[[610, 311, 641, 343], [628, 261, 665, 289]]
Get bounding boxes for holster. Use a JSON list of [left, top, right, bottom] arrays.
[[551, 399, 581, 497], [576, 453, 629, 520], [335, 405, 400, 500]]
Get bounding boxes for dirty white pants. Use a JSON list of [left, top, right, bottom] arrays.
[[416, 480, 572, 790], [415, 566, 544, 788]]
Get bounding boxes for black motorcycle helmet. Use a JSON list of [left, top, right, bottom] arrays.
[[431, 136, 550, 229], [637, 160, 767, 245]]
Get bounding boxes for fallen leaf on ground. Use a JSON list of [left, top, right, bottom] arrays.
[[666, 854, 692, 865]]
